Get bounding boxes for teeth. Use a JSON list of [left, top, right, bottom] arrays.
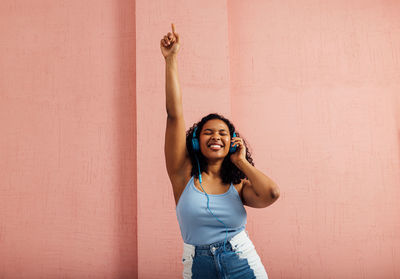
[[209, 145, 222, 149]]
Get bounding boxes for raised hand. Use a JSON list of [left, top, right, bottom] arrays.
[[160, 23, 180, 59]]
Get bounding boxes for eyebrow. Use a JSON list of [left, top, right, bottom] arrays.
[[204, 128, 227, 132]]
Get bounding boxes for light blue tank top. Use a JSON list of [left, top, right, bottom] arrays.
[[176, 175, 247, 245]]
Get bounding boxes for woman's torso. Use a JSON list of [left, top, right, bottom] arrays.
[[172, 159, 245, 207], [175, 162, 248, 245]]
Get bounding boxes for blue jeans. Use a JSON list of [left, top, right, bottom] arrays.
[[181, 230, 269, 279]]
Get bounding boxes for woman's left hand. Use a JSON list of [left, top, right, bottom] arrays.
[[230, 137, 247, 166]]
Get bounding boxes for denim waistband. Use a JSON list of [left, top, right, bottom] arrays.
[[183, 229, 249, 251]]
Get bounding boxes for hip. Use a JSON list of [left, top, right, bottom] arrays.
[[181, 230, 269, 279]]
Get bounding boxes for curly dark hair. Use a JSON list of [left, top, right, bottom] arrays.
[[186, 113, 255, 185]]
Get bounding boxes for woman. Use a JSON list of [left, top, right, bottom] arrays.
[[161, 23, 280, 279]]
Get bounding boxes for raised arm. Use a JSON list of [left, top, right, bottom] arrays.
[[161, 24, 190, 179]]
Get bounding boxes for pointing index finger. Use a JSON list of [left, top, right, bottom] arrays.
[[171, 23, 176, 34]]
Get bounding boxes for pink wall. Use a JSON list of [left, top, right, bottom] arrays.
[[228, 0, 400, 278], [137, 0, 232, 277], [1, 0, 399, 278], [0, 0, 137, 278]]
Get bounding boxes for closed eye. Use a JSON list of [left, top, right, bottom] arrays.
[[205, 133, 227, 136]]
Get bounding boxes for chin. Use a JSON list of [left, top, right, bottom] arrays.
[[203, 150, 228, 158]]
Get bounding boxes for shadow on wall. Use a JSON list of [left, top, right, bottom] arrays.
[[115, 0, 137, 277], [396, 93, 400, 176]]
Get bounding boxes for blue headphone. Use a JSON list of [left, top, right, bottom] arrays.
[[191, 125, 242, 259]]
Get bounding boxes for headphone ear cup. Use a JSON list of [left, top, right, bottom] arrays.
[[192, 126, 200, 152], [229, 132, 237, 153], [192, 138, 199, 152]]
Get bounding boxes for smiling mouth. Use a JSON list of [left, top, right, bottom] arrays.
[[208, 144, 223, 150]]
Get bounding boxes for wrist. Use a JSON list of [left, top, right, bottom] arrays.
[[235, 159, 249, 170], [165, 55, 177, 63]]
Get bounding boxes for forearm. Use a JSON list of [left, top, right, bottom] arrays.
[[236, 160, 280, 199], [165, 55, 183, 118]]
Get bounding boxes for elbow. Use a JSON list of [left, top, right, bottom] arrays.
[[259, 186, 280, 208], [270, 185, 280, 200]]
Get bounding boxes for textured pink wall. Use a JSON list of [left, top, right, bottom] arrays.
[[1, 0, 399, 278], [137, 1, 232, 277], [0, 1, 137, 278], [228, 0, 400, 278]]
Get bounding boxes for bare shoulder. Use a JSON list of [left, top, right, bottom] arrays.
[[169, 158, 193, 206], [233, 179, 246, 204]]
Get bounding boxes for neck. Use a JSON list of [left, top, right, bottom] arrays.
[[204, 160, 223, 179]]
